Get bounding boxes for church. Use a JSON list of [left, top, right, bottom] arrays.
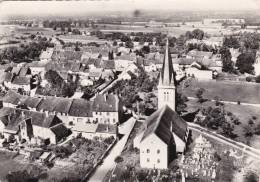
[[133, 39, 189, 169]]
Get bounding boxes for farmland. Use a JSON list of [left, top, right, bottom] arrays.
[[181, 79, 260, 104]]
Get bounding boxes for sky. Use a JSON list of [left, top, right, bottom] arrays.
[[0, 0, 260, 18]]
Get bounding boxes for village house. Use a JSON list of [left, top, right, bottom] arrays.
[[134, 39, 189, 169], [186, 63, 213, 80], [0, 107, 69, 144], [186, 50, 213, 60], [39, 47, 54, 62], [10, 76, 31, 94]]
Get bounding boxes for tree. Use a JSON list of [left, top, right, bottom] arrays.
[[219, 47, 234, 73], [223, 36, 240, 49], [113, 41, 117, 46], [125, 40, 134, 49], [256, 75, 260, 83], [236, 52, 255, 74], [191, 29, 204, 40], [196, 88, 206, 103], [244, 172, 259, 182], [114, 156, 124, 163]]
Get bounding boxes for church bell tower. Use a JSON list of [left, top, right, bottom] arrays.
[[158, 39, 176, 111]]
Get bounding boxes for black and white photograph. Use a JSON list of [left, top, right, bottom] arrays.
[[0, 0, 260, 181]]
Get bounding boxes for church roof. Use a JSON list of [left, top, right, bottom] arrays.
[[159, 39, 175, 86], [141, 105, 187, 144]]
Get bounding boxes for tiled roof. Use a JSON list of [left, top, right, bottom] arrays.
[[96, 123, 117, 134], [4, 72, 14, 82], [12, 76, 30, 85], [102, 60, 115, 70], [141, 105, 187, 144], [92, 94, 118, 112], [68, 99, 93, 117], [50, 123, 70, 142], [1, 90, 23, 105], [20, 97, 42, 109]]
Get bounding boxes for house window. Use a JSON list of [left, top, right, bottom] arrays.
[[157, 149, 160, 154], [157, 159, 160, 163], [147, 149, 150, 153], [147, 158, 150, 162], [107, 112, 110, 116], [77, 118, 83, 122], [96, 112, 98, 115], [113, 119, 116, 123]]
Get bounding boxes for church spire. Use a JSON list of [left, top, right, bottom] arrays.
[[159, 39, 175, 86]]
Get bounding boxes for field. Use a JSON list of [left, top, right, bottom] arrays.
[[181, 79, 260, 104], [186, 99, 260, 147]]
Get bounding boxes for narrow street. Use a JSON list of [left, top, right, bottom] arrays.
[[88, 117, 136, 182]]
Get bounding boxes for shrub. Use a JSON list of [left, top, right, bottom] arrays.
[[114, 156, 124, 163]]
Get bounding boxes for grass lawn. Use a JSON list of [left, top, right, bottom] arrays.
[[180, 79, 260, 104], [186, 99, 260, 147]]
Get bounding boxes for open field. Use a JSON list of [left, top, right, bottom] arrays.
[[181, 79, 260, 104], [186, 99, 260, 147]]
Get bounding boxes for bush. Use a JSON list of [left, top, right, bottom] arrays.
[[114, 156, 124, 163], [256, 75, 260, 83]]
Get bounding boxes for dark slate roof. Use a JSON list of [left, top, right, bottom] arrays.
[[53, 97, 73, 114], [92, 94, 118, 112], [141, 105, 187, 144], [12, 76, 30, 85], [50, 123, 70, 142], [96, 123, 117, 134], [102, 60, 115, 70], [23, 110, 62, 128], [68, 99, 93, 117], [20, 97, 42, 109], [1, 90, 23, 105], [36, 97, 58, 112]]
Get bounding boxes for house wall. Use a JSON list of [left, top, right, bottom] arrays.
[[186, 68, 213, 80], [92, 111, 118, 124], [2, 102, 16, 108], [30, 67, 45, 76], [33, 125, 56, 144], [67, 116, 93, 126], [172, 133, 186, 153], [0, 121, 5, 134], [140, 134, 168, 169]]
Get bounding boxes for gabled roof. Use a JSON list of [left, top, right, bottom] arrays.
[[4, 72, 14, 82], [92, 94, 118, 112], [102, 60, 115, 70], [50, 123, 70, 141], [19, 67, 30, 76], [96, 123, 117, 134], [12, 76, 30, 85], [141, 105, 187, 144], [68, 99, 93, 117], [1, 90, 23, 105], [20, 97, 42, 109]]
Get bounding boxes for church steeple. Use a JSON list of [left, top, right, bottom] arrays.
[[158, 38, 176, 111], [159, 39, 175, 87]]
